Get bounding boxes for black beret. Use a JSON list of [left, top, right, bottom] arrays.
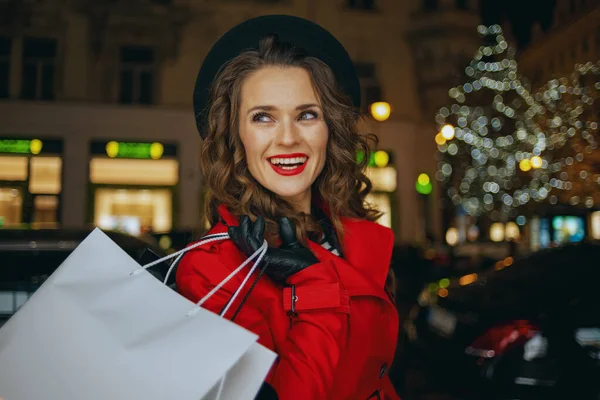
[[193, 14, 361, 139]]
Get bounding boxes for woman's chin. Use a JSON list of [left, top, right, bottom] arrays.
[[268, 186, 311, 203]]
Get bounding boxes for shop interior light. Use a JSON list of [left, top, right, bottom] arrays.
[[505, 222, 520, 240], [446, 227, 459, 246], [490, 222, 505, 242]]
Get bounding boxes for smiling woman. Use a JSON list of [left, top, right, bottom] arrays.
[[177, 15, 401, 400], [199, 34, 381, 245], [238, 66, 328, 214]]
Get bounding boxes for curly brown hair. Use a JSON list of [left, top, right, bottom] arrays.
[[199, 35, 381, 247]]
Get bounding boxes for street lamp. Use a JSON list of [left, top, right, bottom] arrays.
[[370, 102, 391, 122]]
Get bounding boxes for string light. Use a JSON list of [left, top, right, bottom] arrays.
[[535, 61, 600, 208], [435, 25, 550, 219]]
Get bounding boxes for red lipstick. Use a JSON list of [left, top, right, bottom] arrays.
[[267, 153, 309, 176]]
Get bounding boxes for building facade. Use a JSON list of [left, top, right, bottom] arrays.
[[518, 0, 600, 89], [513, 0, 600, 250], [0, 0, 480, 243]]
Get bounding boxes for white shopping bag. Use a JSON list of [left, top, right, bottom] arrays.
[[0, 228, 276, 400]]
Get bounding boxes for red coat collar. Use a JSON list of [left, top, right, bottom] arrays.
[[215, 204, 393, 301]]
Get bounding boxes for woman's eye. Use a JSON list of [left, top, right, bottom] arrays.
[[252, 112, 272, 123], [300, 111, 319, 121]]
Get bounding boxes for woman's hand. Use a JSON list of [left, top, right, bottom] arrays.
[[227, 215, 319, 284]]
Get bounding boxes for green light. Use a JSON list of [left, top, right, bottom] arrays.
[[368, 151, 376, 167], [356, 150, 365, 163], [439, 278, 450, 289], [0, 139, 31, 154], [105, 142, 164, 159], [416, 181, 433, 195]]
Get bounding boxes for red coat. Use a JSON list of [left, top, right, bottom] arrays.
[[176, 205, 400, 400]]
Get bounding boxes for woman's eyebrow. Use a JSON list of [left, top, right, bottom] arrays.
[[296, 103, 321, 110], [246, 103, 321, 115]]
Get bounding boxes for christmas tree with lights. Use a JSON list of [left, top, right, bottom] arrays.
[[535, 61, 600, 209], [435, 25, 549, 221]]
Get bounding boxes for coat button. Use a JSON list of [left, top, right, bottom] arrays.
[[379, 363, 388, 379]]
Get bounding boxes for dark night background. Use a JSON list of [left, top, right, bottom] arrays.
[[482, 0, 557, 48]]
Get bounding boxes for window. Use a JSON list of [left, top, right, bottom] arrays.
[[0, 156, 28, 181], [32, 195, 59, 228], [89, 158, 179, 185], [347, 0, 376, 10], [0, 188, 23, 227], [119, 46, 155, 105], [94, 188, 173, 234], [423, 0, 437, 11], [354, 62, 382, 114], [0, 37, 10, 98], [21, 37, 57, 100], [0, 291, 30, 315], [29, 156, 62, 194], [365, 193, 391, 228]]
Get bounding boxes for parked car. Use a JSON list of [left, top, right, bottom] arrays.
[[0, 228, 172, 328], [394, 242, 600, 400]]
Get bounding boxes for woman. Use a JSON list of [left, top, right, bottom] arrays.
[[177, 15, 400, 400]]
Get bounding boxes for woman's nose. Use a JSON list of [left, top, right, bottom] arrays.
[[275, 118, 300, 146]]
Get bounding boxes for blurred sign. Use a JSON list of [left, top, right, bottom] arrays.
[[0, 139, 41, 154], [91, 140, 177, 159], [106, 141, 162, 159], [0, 138, 62, 155]]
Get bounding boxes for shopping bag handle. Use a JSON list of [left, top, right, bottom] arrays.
[[131, 233, 230, 278], [134, 232, 268, 318], [189, 241, 267, 317]]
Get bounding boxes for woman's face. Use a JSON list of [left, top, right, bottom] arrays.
[[238, 66, 328, 212]]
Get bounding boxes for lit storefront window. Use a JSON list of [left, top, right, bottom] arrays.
[[0, 156, 28, 181], [29, 157, 62, 194], [89, 158, 178, 186], [95, 188, 173, 235], [365, 192, 392, 228], [89, 140, 178, 236], [489, 222, 505, 242], [0, 188, 23, 227], [362, 150, 396, 229], [590, 212, 600, 240], [0, 138, 63, 228]]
